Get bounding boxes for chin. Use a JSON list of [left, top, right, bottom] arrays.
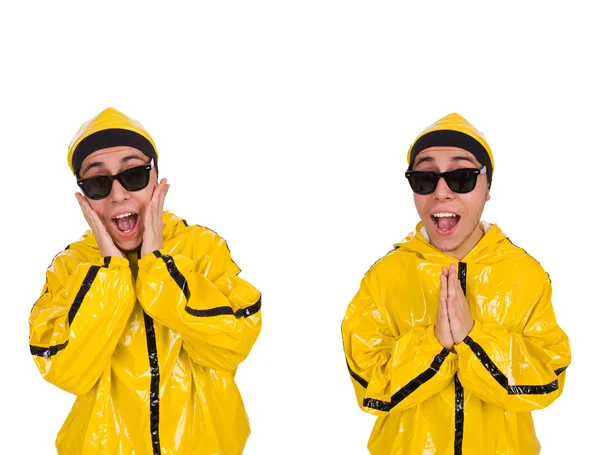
[[432, 238, 461, 254]]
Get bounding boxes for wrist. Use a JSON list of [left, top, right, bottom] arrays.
[[454, 320, 481, 354], [141, 245, 162, 257], [99, 246, 124, 258]]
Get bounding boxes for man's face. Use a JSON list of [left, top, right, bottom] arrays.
[[412, 146, 490, 259], [79, 146, 157, 252]]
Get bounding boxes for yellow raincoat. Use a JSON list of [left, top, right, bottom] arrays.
[[29, 211, 262, 454], [342, 223, 570, 454]]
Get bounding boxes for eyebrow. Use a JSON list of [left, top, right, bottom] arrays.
[[81, 154, 147, 175], [121, 154, 147, 163], [451, 155, 478, 165], [414, 155, 478, 168]]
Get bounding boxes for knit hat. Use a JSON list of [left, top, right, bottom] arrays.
[[407, 113, 494, 186], [68, 107, 158, 176]]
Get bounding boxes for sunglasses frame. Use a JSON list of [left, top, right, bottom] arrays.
[[77, 159, 154, 200], [405, 166, 487, 195]]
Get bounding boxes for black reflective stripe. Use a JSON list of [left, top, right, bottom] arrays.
[[67, 257, 112, 325], [143, 311, 161, 455], [554, 366, 567, 376], [154, 252, 190, 301], [30, 341, 69, 358], [68, 264, 103, 325], [33, 258, 111, 357], [458, 262, 467, 295], [454, 375, 464, 454], [455, 262, 467, 455], [185, 297, 262, 318], [463, 336, 564, 395], [362, 348, 451, 412], [346, 361, 369, 389], [182, 219, 189, 227]]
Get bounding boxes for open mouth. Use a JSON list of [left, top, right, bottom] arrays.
[[431, 212, 461, 235], [112, 212, 139, 235]]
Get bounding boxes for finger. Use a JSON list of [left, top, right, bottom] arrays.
[[158, 184, 169, 215], [439, 295, 449, 320], [447, 265, 456, 298], [440, 272, 448, 300], [75, 194, 95, 227], [151, 184, 164, 227], [446, 296, 456, 317], [154, 180, 167, 209], [153, 179, 167, 201], [149, 181, 160, 206], [81, 198, 104, 228]]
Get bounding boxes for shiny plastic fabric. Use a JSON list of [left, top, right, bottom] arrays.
[[342, 223, 570, 455], [30, 212, 262, 455]]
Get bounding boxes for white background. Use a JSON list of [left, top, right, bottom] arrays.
[[0, 1, 597, 454]]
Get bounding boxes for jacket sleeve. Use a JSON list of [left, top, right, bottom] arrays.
[[136, 234, 262, 372], [29, 254, 136, 395], [455, 279, 571, 412], [342, 276, 458, 416]]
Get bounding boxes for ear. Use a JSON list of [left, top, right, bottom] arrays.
[[486, 187, 491, 202]]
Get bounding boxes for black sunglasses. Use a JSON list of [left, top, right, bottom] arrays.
[[405, 166, 487, 195], [77, 160, 154, 200]]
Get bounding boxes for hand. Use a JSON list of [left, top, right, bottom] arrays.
[[141, 178, 169, 257], [435, 267, 454, 350], [446, 263, 474, 344], [75, 193, 124, 258]]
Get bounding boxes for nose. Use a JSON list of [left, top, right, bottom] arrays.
[[433, 175, 455, 201], [109, 179, 130, 204]]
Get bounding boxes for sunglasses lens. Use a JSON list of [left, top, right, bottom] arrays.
[[445, 169, 478, 193], [80, 177, 112, 200], [119, 166, 151, 191], [407, 172, 439, 195]]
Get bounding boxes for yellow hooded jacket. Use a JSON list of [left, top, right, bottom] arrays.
[[30, 107, 261, 455], [342, 223, 570, 454], [30, 213, 261, 455]]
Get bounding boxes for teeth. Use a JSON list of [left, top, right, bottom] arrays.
[[113, 212, 135, 220], [433, 212, 457, 218]]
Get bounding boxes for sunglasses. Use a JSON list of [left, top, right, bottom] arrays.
[[405, 166, 487, 195], [77, 160, 154, 200]]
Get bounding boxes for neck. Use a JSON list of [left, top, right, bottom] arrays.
[[446, 225, 485, 260]]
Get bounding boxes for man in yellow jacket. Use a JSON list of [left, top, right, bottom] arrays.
[[29, 108, 262, 455], [342, 113, 570, 454]]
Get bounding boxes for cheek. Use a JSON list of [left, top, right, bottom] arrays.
[[134, 184, 156, 209], [413, 194, 429, 216], [88, 200, 109, 221], [462, 190, 488, 218]]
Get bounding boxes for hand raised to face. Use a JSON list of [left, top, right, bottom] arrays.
[[140, 178, 170, 257], [75, 193, 124, 258]]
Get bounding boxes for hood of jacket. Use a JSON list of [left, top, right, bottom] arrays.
[[393, 221, 511, 264]]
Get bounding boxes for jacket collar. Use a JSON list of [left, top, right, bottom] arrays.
[[393, 221, 508, 263]]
